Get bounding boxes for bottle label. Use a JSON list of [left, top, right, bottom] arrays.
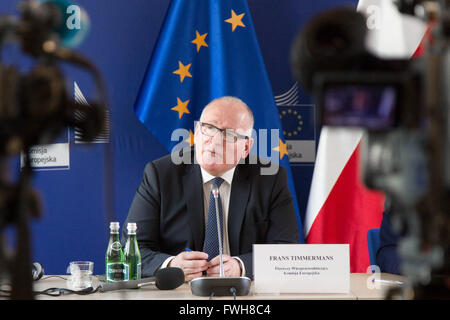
[[137, 263, 141, 279], [124, 264, 129, 281], [124, 262, 141, 281], [106, 263, 126, 282]]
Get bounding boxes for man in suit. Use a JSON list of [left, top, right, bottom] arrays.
[[123, 96, 299, 281]]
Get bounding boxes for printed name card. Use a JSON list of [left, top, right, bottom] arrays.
[[253, 244, 350, 293]]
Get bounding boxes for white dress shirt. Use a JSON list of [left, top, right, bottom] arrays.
[[161, 166, 246, 276]]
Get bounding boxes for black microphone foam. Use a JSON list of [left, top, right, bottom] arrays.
[[155, 267, 185, 290], [290, 7, 368, 92]]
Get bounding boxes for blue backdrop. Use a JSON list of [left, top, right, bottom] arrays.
[[0, 0, 357, 275]]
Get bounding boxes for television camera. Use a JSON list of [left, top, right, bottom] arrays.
[[0, 0, 107, 299], [291, 0, 450, 299]]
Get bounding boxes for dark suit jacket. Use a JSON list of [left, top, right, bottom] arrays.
[[376, 211, 402, 275], [122, 149, 299, 279]]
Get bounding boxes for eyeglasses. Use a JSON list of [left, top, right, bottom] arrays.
[[198, 122, 249, 143]]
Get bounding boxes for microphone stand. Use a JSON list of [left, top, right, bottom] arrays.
[[190, 185, 251, 297]]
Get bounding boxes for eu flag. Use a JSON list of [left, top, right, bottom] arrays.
[[134, 0, 304, 243]]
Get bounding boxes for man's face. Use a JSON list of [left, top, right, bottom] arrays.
[[194, 100, 253, 176]]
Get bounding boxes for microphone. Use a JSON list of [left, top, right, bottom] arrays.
[[190, 184, 251, 297], [98, 267, 184, 292]]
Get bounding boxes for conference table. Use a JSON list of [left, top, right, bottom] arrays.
[[32, 273, 404, 300]]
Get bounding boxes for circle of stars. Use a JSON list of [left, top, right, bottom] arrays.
[[279, 108, 303, 138]]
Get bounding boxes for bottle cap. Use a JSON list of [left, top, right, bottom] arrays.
[[127, 222, 137, 232], [110, 222, 120, 230]]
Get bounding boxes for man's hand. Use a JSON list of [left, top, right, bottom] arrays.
[[206, 254, 242, 277], [168, 251, 209, 281]]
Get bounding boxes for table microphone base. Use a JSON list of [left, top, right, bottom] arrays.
[[190, 276, 251, 296]]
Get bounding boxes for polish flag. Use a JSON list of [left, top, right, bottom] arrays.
[[304, 0, 427, 272]]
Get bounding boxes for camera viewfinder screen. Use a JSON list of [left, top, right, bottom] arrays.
[[322, 84, 397, 130]]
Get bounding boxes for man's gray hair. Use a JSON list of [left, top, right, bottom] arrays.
[[201, 96, 254, 132]]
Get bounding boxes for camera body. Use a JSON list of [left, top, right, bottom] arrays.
[[0, 63, 69, 156], [313, 62, 429, 210]]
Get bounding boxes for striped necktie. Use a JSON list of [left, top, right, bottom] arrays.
[[203, 177, 224, 261]]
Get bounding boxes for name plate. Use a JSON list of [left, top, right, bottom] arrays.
[[253, 244, 350, 293]]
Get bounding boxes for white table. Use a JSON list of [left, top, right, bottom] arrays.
[[31, 273, 403, 300]]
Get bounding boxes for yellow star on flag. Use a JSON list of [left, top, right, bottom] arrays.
[[225, 9, 245, 32], [173, 61, 192, 83], [191, 30, 208, 52], [273, 139, 288, 160], [171, 97, 190, 119], [185, 129, 194, 147]]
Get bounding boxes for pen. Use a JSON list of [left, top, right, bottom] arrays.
[[185, 247, 192, 252]]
